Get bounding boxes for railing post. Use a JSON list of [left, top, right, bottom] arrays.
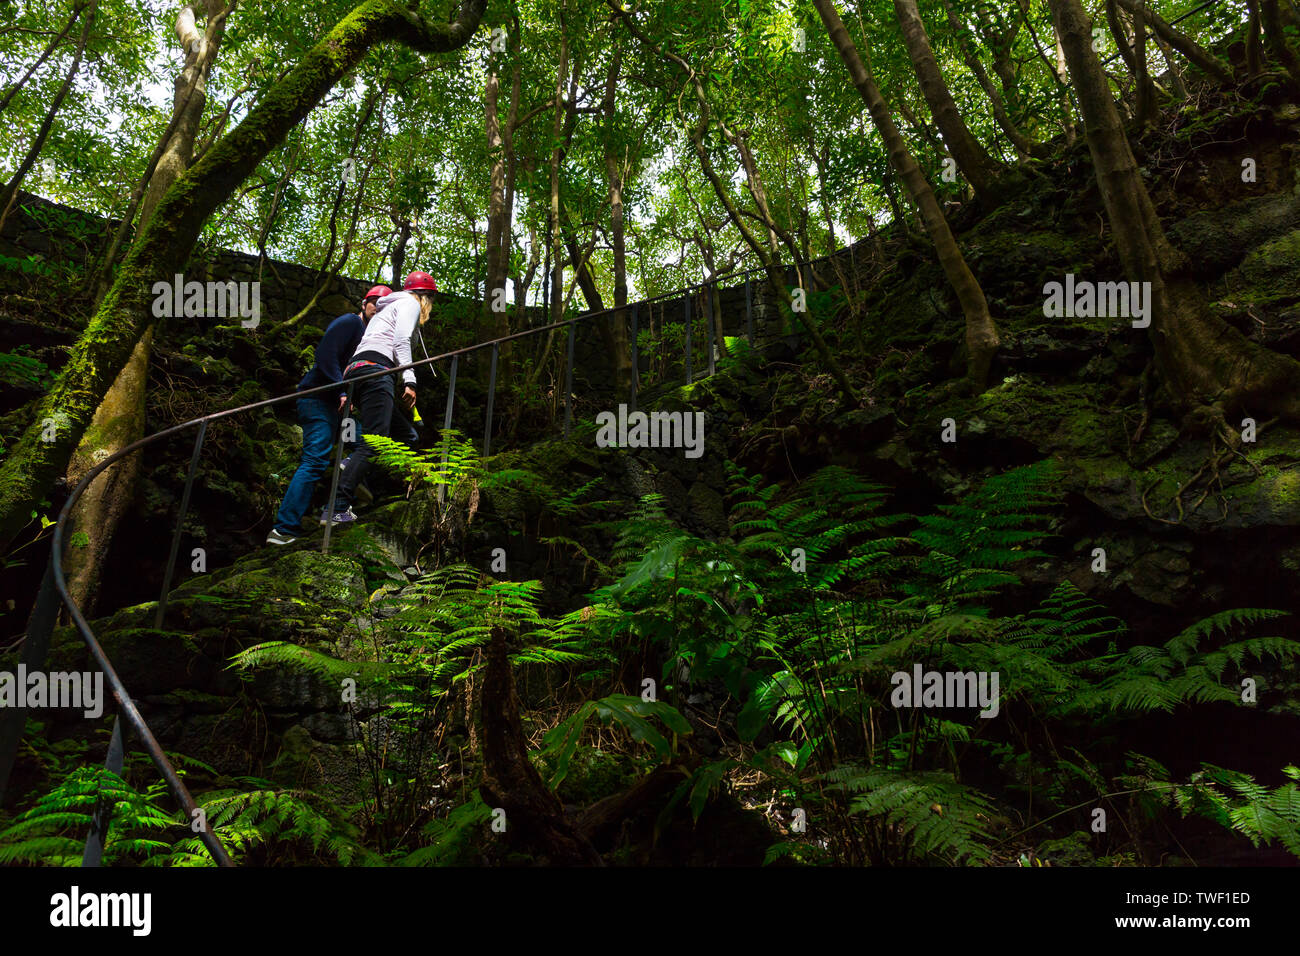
[[322, 381, 354, 556], [706, 283, 716, 377], [156, 421, 207, 629], [52, 502, 234, 866], [630, 302, 639, 414], [563, 321, 575, 437], [0, 551, 64, 802], [683, 294, 692, 385], [745, 277, 754, 347], [438, 354, 459, 505], [483, 343, 498, 458], [82, 715, 124, 867]]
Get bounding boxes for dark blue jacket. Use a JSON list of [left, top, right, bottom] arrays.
[[298, 313, 365, 397]]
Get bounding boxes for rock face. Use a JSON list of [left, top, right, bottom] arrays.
[[34, 526, 405, 805]]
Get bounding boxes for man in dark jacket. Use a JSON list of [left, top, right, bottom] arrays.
[[266, 285, 390, 544]]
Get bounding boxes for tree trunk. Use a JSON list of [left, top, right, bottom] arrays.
[[729, 130, 805, 268], [478, 627, 603, 865], [1132, 0, 1154, 126], [814, 0, 999, 390], [0, 0, 488, 551], [516, 220, 539, 313], [493, 22, 545, 396], [1261, 0, 1300, 84], [1247, 0, 1266, 75], [1154, 32, 1189, 99], [547, 16, 569, 329], [891, 0, 1005, 203], [939, 0, 1047, 162], [985, 3, 1023, 98], [601, 42, 635, 404], [391, 215, 412, 284], [1053, 21, 1079, 144], [63, 0, 229, 617], [1114, 0, 1233, 84], [1105, 0, 1156, 125], [1047, 0, 1300, 420], [484, 63, 510, 338]]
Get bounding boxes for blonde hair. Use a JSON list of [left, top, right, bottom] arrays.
[[417, 292, 434, 326]]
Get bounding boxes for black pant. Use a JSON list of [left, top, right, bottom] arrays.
[[390, 398, 420, 445], [334, 366, 396, 511]]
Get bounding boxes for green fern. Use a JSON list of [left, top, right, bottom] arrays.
[[162, 781, 378, 866], [1066, 607, 1295, 715], [826, 764, 1004, 865], [1130, 762, 1300, 859], [397, 793, 495, 866], [0, 766, 174, 866]]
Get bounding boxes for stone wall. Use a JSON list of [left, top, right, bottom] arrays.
[[0, 191, 459, 329], [1, 189, 878, 413]]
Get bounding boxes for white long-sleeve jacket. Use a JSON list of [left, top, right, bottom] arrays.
[[350, 289, 420, 386]]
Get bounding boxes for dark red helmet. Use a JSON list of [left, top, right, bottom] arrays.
[[403, 270, 437, 292], [364, 285, 391, 301]]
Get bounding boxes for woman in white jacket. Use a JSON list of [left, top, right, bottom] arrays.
[[325, 270, 437, 523]]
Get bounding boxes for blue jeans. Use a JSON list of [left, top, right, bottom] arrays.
[[273, 395, 338, 535]]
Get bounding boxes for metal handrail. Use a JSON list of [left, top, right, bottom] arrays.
[[29, 240, 861, 866]]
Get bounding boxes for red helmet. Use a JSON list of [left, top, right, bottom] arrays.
[[403, 270, 438, 292], [363, 285, 391, 301]]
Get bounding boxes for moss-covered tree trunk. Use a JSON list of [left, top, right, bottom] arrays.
[[64, 0, 229, 616], [0, 0, 488, 551], [814, 0, 1000, 390], [1048, 0, 1300, 420]]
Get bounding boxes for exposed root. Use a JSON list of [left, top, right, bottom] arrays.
[[1140, 404, 1270, 525]]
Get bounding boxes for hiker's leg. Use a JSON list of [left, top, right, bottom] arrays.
[[273, 396, 336, 534], [335, 372, 395, 511]]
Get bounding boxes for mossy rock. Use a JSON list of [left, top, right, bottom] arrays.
[[1230, 227, 1300, 306], [79, 531, 397, 655], [207, 548, 367, 607], [1168, 192, 1300, 277], [686, 480, 728, 536], [250, 665, 344, 712], [47, 626, 209, 697], [160, 708, 268, 776], [269, 724, 368, 805]]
